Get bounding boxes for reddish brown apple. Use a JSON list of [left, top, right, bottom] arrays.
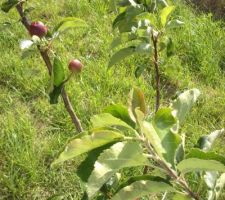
[[29, 21, 48, 38], [68, 59, 83, 73]]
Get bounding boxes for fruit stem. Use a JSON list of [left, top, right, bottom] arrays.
[[16, 3, 83, 133]]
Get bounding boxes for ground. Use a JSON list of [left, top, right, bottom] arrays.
[[0, 0, 225, 199]]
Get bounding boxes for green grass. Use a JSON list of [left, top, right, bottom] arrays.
[[0, 0, 225, 199]]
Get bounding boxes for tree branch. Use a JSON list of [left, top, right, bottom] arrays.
[[159, 160, 200, 200], [16, 3, 83, 133], [143, 32, 161, 175], [61, 87, 83, 133], [152, 33, 160, 113], [144, 139, 200, 200]]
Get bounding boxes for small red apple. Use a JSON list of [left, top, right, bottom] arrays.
[[68, 59, 83, 73], [29, 21, 48, 38]]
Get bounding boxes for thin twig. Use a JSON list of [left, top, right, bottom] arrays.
[[143, 139, 200, 200], [143, 32, 161, 175], [61, 87, 83, 132], [152, 33, 160, 113], [16, 3, 83, 132], [16, 3, 30, 29], [149, 32, 199, 199], [156, 155, 200, 200]]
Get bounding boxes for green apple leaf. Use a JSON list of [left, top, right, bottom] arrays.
[[160, 6, 175, 27], [177, 149, 225, 173], [136, 19, 151, 29], [126, 4, 145, 21], [152, 108, 181, 166], [135, 65, 147, 78], [173, 193, 191, 200], [104, 104, 135, 128], [204, 171, 219, 190], [186, 149, 225, 165], [197, 129, 224, 152], [54, 17, 87, 34], [135, 42, 152, 55], [215, 173, 225, 199], [86, 141, 149, 199], [166, 37, 174, 57], [171, 89, 200, 128], [49, 84, 63, 104], [110, 33, 137, 49], [166, 19, 184, 29], [1, 0, 19, 13], [158, 0, 169, 7], [204, 171, 219, 200], [119, 19, 137, 33], [142, 12, 158, 27], [53, 56, 65, 87], [112, 176, 174, 200], [112, 11, 126, 30], [136, 108, 181, 167], [118, 0, 130, 7], [177, 158, 225, 174], [98, 173, 122, 197], [90, 113, 135, 132], [115, 175, 172, 193], [108, 46, 136, 68], [48, 57, 65, 104], [52, 130, 124, 166], [128, 87, 147, 122], [138, 115, 165, 158], [77, 143, 115, 183]]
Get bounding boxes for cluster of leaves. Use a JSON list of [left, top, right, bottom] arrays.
[[108, 0, 184, 77], [1, 0, 88, 104], [1, 0, 21, 12], [52, 87, 225, 200]]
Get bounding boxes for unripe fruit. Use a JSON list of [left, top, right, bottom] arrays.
[[68, 59, 83, 73], [29, 21, 48, 38]]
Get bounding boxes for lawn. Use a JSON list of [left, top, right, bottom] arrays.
[[0, 0, 225, 199]]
